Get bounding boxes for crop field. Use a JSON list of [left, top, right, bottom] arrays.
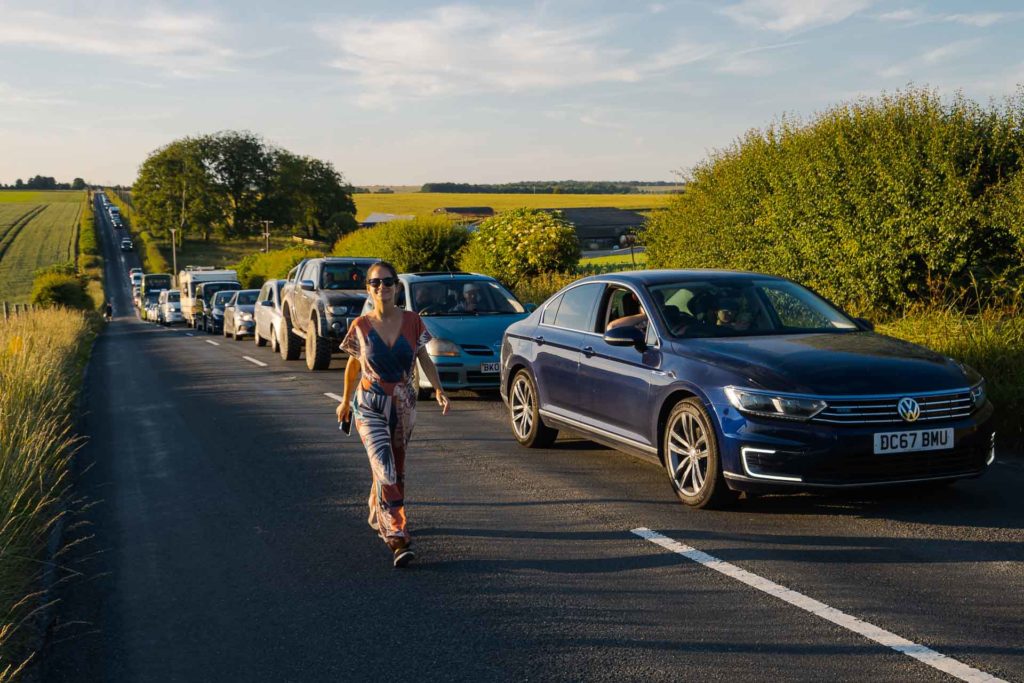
[[0, 190, 83, 204], [0, 193, 83, 302], [353, 192, 671, 221]]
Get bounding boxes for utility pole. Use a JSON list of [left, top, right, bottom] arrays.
[[262, 220, 273, 253], [170, 228, 178, 286]]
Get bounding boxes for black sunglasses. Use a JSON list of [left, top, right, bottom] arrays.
[[367, 277, 398, 288]]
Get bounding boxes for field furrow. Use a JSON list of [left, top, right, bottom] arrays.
[[0, 202, 82, 303], [0, 204, 46, 251]]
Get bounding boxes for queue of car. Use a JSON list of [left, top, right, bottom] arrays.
[[123, 253, 997, 509]]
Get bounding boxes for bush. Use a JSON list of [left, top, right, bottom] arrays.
[[458, 208, 580, 286], [233, 246, 320, 289], [642, 87, 1024, 316], [333, 216, 469, 273], [30, 272, 91, 310], [511, 271, 580, 306]]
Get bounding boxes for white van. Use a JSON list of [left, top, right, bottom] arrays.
[[158, 289, 183, 325], [178, 266, 239, 327]]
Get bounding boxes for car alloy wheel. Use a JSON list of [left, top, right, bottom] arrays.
[[663, 398, 735, 509], [509, 369, 557, 448], [270, 326, 279, 353]]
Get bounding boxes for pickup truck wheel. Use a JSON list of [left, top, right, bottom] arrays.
[[280, 313, 301, 361], [306, 318, 332, 370]]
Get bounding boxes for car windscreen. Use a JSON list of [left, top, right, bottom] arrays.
[[167, 292, 180, 303], [235, 291, 258, 306], [650, 279, 858, 338], [322, 263, 370, 290], [202, 282, 240, 303], [410, 280, 526, 316], [212, 292, 234, 307]]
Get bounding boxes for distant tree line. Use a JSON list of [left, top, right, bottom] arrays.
[[1, 176, 86, 190], [134, 130, 357, 242], [420, 180, 677, 194]]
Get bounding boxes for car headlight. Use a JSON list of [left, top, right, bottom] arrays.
[[426, 338, 460, 357], [971, 381, 986, 408], [240, 313, 253, 321], [724, 386, 826, 421], [330, 305, 350, 316]]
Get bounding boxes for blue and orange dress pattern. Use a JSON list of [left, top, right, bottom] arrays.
[[341, 311, 431, 548]]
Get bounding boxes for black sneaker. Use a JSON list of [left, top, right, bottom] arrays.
[[393, 545, 416, 568]]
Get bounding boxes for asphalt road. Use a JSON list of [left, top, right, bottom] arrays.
[[41, 200, 1024, 682]]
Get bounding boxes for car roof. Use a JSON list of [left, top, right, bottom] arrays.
[[400, 271, 494, 283], [571, 269, 787, 287]]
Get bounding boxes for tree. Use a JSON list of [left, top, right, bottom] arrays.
[[270, 152, 356, 242], [458, 208, 580, 285], [204, 131, 276, 238], [71, 177, 86, 190], [135, 137, 222, 241]]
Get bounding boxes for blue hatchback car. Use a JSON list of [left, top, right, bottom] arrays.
[[364, 272, 531, 397], [500, 270, 995, 508]]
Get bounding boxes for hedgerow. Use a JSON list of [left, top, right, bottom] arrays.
[[642, 87, 1024, 315], [333, 216, 469, 273], [458, 208, 579, 287], [233, 246, 320, 289]]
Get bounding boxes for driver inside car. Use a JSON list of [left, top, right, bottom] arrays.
[[415, 283, 448, 315], [606, 292, 648, 333]]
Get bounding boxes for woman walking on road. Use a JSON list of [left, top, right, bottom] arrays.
[[337, 261, 450, 568]]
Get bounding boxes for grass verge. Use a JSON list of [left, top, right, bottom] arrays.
[[0, 308, 97, 679]]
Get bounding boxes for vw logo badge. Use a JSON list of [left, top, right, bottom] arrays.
[[898, 397, 921, 423]]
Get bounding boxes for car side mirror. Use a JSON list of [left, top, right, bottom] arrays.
[[525, 303, 538, 313], [603, 325, 647, 351], [260, 300, 273, 307], [854, 317, 874, 331], [300, 279, 315, 291]]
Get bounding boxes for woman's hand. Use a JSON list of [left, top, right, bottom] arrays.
[[336, 400, 351, 423], [436, 389, 450, 415]]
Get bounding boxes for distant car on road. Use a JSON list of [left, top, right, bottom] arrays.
[[254, 279, 286, 350], [195, 281, 241, 332], [501, 269, 995, 508], [362, 272, 531, 398], [130, 272, 143, 289], [223, 289, 259, 341], [203, 290, 236, 335], [158, 289, 183, 325], [120, 238, 134, 252]]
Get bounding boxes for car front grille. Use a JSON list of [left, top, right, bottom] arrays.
[[813, 390, 973, 425], [461, 344, 494, 356], [745, 445, 988, 484]]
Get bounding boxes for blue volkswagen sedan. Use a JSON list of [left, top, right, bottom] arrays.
[[500, 270, 995, 508]]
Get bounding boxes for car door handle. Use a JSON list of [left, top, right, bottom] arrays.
[[533, 336, 545, 345], [582, 346, 595, 357]]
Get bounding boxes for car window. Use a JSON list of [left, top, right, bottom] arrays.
[[409, 279, 525, 315], [551, 283, 602, 332], [167, 292, 179, 303], [236, 291, 258, 306], [322, 263, 369, 290], [542, 294, 563, 325]]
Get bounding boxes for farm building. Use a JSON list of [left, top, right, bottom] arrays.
[[360, 212, 415, 227], [548, 207, 647, 250]]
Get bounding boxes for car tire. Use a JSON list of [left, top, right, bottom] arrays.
[[306, 318, 331, 370], [663, 398, 736, 509], [270, 325, 279, 353], [233, 326, 242, 342], [413, 360, 432, 401], [280, 312, 301, 361], [509, 369, 557, 448], [223, 322, 230, 338], [255, 326, 267, 347]]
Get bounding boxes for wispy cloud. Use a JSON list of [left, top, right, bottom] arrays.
[[0, 82, 73, 106], [721, 0, 873, 32], [878, 40, 979, 79], [875, 9, 1023, 27], [315, 6, 716, 108], [0, 9, 236, 78], [715, 40, 803, 76]]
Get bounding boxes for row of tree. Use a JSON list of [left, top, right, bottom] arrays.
[[1, 176, 86, 190], [419, 181, 671, 194], [134, 131, 358, 242]]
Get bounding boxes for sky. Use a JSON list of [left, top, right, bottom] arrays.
[[1, 0, 1022, 186]]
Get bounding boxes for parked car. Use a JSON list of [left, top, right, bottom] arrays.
[[279, 257, 376, 369], [120, 238, 134, 252], [362, 272, 531, 398], [179, 267, 240, 328], [223, 289, 260, 340], [203, 290, 237, 335], [158, 289, 183, 325], [129, 267, 143, 280], [500, 270, 995, 508], [254, 279, 287, 350], [144, 299, 160, 322], [130, 272, 143, 288], [195, 281, 242, 332]]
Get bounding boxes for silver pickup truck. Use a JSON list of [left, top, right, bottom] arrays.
[[279, 257, 377, 370]]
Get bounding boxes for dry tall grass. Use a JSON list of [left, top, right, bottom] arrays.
[[0, 308, 92, 679]]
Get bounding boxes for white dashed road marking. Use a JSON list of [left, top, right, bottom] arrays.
[[186, 333, 194, 337], [324, 393, 344, 403], [243, 356, 267, 367], [631, 528, 1005, 683], [205, 340, 219, 346]]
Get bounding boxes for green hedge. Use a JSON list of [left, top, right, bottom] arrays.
[[333, 216, 469, 273], [642, 87, 1024, 316], [458, 208, 579, 287], [233, 246, 320, 289], [30, 271, 92, 310]]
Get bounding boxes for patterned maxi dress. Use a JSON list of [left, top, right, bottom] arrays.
[[341, 311, 431, 547]]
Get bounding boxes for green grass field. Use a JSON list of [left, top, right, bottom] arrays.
[[0, 192, 84, 302], [353, 192, 670, 221], [579, 251, 648, 266], [156, 235, 309, 271]]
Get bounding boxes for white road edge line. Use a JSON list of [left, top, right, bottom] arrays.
[[185, 333, 194, 337], [205, 340, 219, 346], [631, 528, 1005, 683], [324, 393, 344, 403], [243, 355, 268, 367]]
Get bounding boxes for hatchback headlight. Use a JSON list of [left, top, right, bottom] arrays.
[[724, 386, 826, 421], [426, 338, 460, 357], [971, 381, 986, 408], [240, 312, 253, 321], [331, 305, 349, 316]]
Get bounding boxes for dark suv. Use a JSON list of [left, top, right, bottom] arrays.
[[279, 257, 378, 370]]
